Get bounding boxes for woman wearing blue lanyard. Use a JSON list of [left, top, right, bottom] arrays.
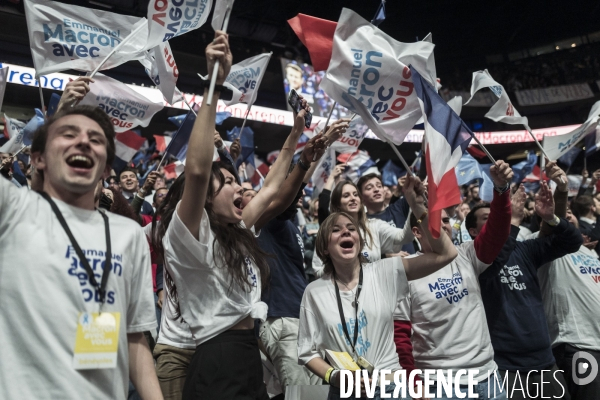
[[297, 176, 458, 399]]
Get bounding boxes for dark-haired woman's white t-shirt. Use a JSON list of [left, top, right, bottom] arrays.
[[298, 257, 409, 370], [163, 204, 267, 346]]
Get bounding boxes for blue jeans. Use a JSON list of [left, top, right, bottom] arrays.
[[431, 371, 507, 400], [328, 382, 408, 400]]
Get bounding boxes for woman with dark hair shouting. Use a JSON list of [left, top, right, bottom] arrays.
[[298, 176, 458, 400], [151, 31, 311, 399]]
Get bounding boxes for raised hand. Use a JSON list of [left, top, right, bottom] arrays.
[[490, 160, 513, 189], [511, 184, 527, 226], [535, 180, 555, 221], [213, 131, 224, 149], [544, 159, 567, 191], [229, 138, 241, 161], [403, 175, 427, 216], [300, 134, 327, 164], [292, 95, 310, 132], [323, 118, 351, 146], [56, 77, 94, 113], [206, 31, 232, 85]]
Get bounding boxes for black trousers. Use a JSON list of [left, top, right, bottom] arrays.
[[498, 364, 570, 400], [553, 344, 600, 400], [182, 330, 269, 400]]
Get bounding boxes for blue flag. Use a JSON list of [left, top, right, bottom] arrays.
[[455, 154, 483, 186], [511, 150, 538, 184], [371, 0, 386, 26], [22, 109, 45, 146], [169, 111, 231, 128], [216, 111, 231, 125], [165, 108, 197, 160], [381, 160, 406, 186], [227, 126, 254, 167], [168, 113, 187, 128], [558, 146, 582, 168], [46, 93, 62, 117]]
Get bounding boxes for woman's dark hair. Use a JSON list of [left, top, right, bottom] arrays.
[[107, 187, 140, 223], [330, 180, 374, 247], [152, 161, 271, 319]]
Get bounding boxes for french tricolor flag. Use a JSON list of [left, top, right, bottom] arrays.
[[246, 155, 270, 187], [411, 66, 474, 238], [113, 130, 147, 174], [153, 134, 172, 153]]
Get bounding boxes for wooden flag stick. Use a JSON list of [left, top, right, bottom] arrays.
[[89, 22, 147, 79], [206, 6, 232, 106]]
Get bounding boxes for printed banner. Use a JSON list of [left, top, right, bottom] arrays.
[[25, 0, 147, 76], [320, 8, 436, 145], [466, 69, 530, 130], [311, 147, 335, 193], [543, 100, 600, 160], [515, 84, 594, 106], [146, 0, 211, 48], [140, 41, 182, 104], [331, 116, 369, 153], [79, 74, 164, 132], [221, 52, 272, 106]]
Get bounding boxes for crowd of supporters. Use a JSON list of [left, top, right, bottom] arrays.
[[0, 31, 599, 400]]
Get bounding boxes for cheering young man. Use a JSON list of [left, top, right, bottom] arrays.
[[0, 106, 162, 399]]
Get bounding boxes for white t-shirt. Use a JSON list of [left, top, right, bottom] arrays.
[[143, 222, 195, 349], [0, 178, 156, 400], [298, 258, 409, 370], [163, 204, 267, 346], [394, 243, 497, 384], [312, 217, 414, 277], [538, 245, 600, 351]]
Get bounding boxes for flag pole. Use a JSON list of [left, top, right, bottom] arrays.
[[469, 135, 497, 164], [206, 6, 232, 106], [526, 128, 552, 161], [38, 84, 45, 116], [157, 151, 169, 170], [182, 96, 197, 117], [530, 129, 564, 183], [323, 101, 337, 131], [89, 22, 147, 79], [236, 104, 252, 139], [386, 141, 413, 176], [584, 148, 587, 173]]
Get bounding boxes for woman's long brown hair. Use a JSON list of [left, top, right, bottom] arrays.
[[330, 180, 374, 248], [151, 161, 270, 319]]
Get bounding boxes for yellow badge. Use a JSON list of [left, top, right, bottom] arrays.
[[73, 312, 120, 370]]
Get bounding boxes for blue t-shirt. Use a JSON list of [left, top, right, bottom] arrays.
[[479, 220, 582, 371], [367, 197, 415, 254], [259, 218, 308, 318]]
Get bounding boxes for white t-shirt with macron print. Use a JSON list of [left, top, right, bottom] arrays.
[[298, 257, 409, 371], [0, 177, 157, 400], [394, 243, 497, 384], [162, 204, 267, 346], [538, 244, 600, 351]]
